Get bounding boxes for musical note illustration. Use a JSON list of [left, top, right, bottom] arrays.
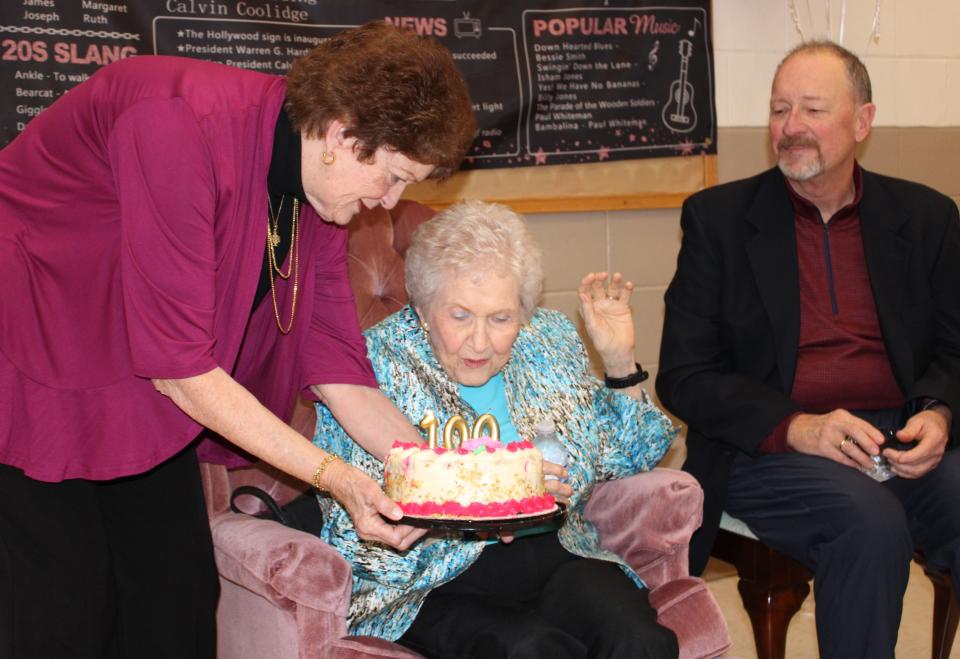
[[648, 40, 660, 71], [661, 39, 698, 133], [688, 18, 701, 37]]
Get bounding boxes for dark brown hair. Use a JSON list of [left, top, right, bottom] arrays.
[[285, 21, 477, 179]]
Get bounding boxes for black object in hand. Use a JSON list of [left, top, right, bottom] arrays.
[[878, 427, 918, 452]]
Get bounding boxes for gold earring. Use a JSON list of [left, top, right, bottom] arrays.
[[421, 322, 430, 335], [321, 151, 335, 165]]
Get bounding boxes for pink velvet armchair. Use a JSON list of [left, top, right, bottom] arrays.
[[201, 200, 731, 659]]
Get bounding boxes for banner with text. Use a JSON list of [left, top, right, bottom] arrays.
[[1, 1, 715, 168]]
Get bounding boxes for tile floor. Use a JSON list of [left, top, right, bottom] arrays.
[[703, 557, 958, 658]]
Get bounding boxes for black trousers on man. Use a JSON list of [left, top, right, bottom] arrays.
[[726, 447, 960, 659], [0, 447, 219, 659], [397, 530, 678, 659]]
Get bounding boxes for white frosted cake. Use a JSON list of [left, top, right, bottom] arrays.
[[384, 438, 555, 518]]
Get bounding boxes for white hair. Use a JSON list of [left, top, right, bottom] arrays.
[[405, 200, 543, 322]]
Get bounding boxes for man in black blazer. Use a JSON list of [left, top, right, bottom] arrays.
[[657, 41, 960, 659]]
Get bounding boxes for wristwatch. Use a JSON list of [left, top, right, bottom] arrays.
[[604, 363, 649, 389]]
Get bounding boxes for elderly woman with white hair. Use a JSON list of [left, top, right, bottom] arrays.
[[312, 200, 679, 658]]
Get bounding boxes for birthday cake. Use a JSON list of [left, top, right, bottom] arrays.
[[384, 436, 555, 519]]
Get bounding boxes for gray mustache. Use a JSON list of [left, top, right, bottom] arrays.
[[778, 137, 819, 150]]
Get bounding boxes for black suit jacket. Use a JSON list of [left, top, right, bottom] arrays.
[[656, 167, 960, 574]]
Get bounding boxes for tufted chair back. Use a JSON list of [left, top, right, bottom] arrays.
[[348, 200, 436, 330]]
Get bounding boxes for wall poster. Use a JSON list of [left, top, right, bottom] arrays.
[[1, 1, 716, 210]]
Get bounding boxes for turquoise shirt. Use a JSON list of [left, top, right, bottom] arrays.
[[459, 373, 519, 443]]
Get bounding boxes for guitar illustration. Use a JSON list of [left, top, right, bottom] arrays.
[[662, 39, 697, 133]]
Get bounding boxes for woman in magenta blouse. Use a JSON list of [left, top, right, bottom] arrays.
[[0, 22, 475, 658]]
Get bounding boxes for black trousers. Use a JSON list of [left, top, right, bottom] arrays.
[[0, 447, 219, 659], [397, 530, 678, 659], [726, 447, 960, 659]]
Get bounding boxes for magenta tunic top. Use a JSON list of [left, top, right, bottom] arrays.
[[0, 56, 377, 482]]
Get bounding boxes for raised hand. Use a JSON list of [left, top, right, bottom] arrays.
[[577, 271, 636, 375]]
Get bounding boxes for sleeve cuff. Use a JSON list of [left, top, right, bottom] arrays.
[[917, 397, 949, 412], [758, 412, 803, 454]]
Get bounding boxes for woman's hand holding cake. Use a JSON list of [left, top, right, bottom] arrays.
[[542, 461, 572, 505], [322, 458, 427, 550]]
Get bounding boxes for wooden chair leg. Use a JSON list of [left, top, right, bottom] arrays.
[[737, 553, 812, 659], [714, 530, 813, 659], [921, 564, 958, 659]]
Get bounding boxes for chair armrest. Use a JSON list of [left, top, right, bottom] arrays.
[[583, 468, 703, 589], [211, 512, 353, 619], [649, 577, 731, 659]]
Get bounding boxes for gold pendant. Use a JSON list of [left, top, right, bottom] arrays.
[[269, 229, 281, 248]]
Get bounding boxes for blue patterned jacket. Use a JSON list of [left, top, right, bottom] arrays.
[[313, 305, 677, 640]]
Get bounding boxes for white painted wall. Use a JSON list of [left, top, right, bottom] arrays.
[[713, 0, 960, 126]]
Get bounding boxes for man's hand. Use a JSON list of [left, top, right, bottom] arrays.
[[786, 410, 886, 470], [884, 407, 951, 479], [324, 459, 427, 550]]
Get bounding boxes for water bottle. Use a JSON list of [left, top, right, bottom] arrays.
[[532, 419, 568, 480]]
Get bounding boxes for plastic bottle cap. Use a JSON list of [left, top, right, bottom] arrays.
[[533, 419, 556, 435]]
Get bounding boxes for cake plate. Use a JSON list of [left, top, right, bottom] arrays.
[[392, 502, 566, 532]]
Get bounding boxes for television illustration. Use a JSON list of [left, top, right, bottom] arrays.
[[455, 12, 482, 38]]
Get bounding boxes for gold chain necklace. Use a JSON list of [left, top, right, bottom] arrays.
[[267, 195, 283, 248], [266, 196, 300, 334], [266, 196, 294, 279]]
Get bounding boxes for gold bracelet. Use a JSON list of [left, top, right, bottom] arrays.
[[311, 454, 342, 492]]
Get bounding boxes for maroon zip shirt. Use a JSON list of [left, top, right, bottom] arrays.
[[760, 165, 904, 453]]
